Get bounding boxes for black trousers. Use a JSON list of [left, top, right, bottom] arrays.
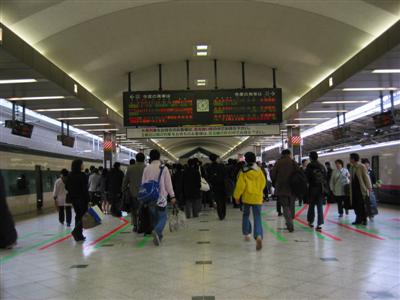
[[335, 195, 349, 215], [353, 195, 367, 223], [213, 190, 226, 220], [58, 206, 72, 225], [276, 197, 282, 214], [109, 193, 122, 217], [72, 201, 87, 238]]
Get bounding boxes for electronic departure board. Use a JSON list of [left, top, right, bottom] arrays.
[[123, 88, 282, 127]]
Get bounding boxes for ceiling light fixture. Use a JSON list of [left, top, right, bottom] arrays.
[[36, 108, 84, 112], [74, 83, 78, 94], [306, 110, 347, 113], [286, 123, 318, 126], [328, 77, 334, 87], [86, 128, 119, 132], [0, 79, 37, 84], [294, 118, 330, 121], [196, 51, 208, 56], [196, 45, 208, 50], [57, 116, 99, 120], [73, 123, 111, 127], [321, 100, 369, 104], [372, 69, 400, 74], [196, 79, 207, 86], [7, 96, 65, 100], [342, 87, 397, 91]]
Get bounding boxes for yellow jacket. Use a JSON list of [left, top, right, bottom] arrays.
[[233, 165, 266, 205]]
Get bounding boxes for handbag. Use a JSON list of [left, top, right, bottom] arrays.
[[88, 205, 105, 223], [199, 167, 210, 192], [82, 212, 99, 229]]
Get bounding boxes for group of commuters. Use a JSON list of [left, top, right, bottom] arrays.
[[1, 147, 379, 251]]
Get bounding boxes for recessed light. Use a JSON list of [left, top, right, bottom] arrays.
[[196, 79, 207, 86], [306, 110, 347, 113], [196, 51, 208, 56], [0, 27, 2, 42], [342, 88, 397, 91], [0, 79, 37, 84], [74, 83, 78, 94], [73, 123, 111, 127], [86, 128, 119, 132], [57, 116, 99, 120], [329, 77, 334, 87], [322, 100, 369, 104], [7, 96, 65, 100], [36, 108, 85, 112], [196, 45, 208, 50], [372, 69, 400, 74]]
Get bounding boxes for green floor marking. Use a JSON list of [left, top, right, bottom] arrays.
[[262, 221, 287, 242], [136, 235, 152, 248], [342, 220, 400, 240], [374, 220, 400, 230], [94, 223, 130, 249], [0, 229, 71, 264], [293, 220, 328, 240]]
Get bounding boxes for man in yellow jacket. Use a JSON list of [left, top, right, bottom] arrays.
[[233, 152, 266, 251]]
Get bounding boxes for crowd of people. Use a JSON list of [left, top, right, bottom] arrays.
[[0, 148, 379, 251]]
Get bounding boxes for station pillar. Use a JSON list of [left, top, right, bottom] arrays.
[[287, 126, 302, 164], [103, 132, 116, 169]]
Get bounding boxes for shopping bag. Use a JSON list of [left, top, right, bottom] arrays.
[[88, 205, 105, 223], [169, 206, 186, 232], [82, 212, 99, 229], [369, 191, 379, 216]]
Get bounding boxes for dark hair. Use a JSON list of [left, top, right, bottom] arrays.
[[188, 158, 197, 167], [325, 162, 331, 167], [60, 169, 69, 177], [129, 159, 136, 165], [71, 159, 83, 173], [281, 149, 291, 156], [89, 165, 95, 172], [350, 153, 360, 162], [361, 158, 370, 164], [150, 149, 160, 161], [301, 159, 308, 164], [309, 151, 318, 161], [335, 159, 344, 167], [244, 152, 256, 164], [98, 166, 104, 171], [209, 154, 218, 162], [114, 162, 121, 169], [136, 152, 145, 163]]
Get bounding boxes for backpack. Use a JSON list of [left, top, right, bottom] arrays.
[[311, 165, 328, 193], [289, 168, 308, 198], [138, 166, 164, 205]]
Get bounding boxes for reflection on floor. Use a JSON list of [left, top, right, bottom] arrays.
[[1, 202, 400, 300]]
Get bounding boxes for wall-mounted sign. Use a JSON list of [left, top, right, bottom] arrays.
[[127, 125, 280, 139], [123, 88, 282, 127]]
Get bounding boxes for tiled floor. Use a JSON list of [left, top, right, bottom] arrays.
[[1, 202, 399, 300]]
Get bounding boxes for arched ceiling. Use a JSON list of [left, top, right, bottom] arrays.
[[1, 0, 399, 158]]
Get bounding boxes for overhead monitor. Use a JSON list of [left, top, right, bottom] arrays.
[[57, 134, 75, 147], [123, 88, 282, 127], [372, 111, 395, 129], [332, 126, 351, 140], [5, 120, 34, 138]]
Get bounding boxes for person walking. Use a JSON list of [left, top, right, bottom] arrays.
[[172, 164, 184, 211], [361, 158, 379, 219], [0, 171, 18, 249], [349, 153, 372, 225], [305, 152, 328, 231], [122, 153, 146, 232], [65, 159, 89, 241], [271, 149, 298, 232], [107, 162, 125, 217], [141, 149, 176, 246], [206, 154, 227, 220], [330, 159, 350, 217], [99, 167, 110, 214], [183, 158, 202, 218], [88, 168, 101, 207], [234, 152, 266, 251], [53, 169, 72, 227]]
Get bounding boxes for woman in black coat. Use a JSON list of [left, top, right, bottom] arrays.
[[65, 159, 89, 241], [0, 171, 18, 248], [183, 159, 202, 218]]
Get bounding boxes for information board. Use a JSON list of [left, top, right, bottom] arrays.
[[127, 125, 280, 139], [123, 88, 282, 127]]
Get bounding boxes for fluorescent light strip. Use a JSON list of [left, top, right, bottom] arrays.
[[196, 51, 208, 56], [36, 108, 84, 112], [87, 128, 119, 132], [7, 96, 65, 100], [295, 118, 330, 120], [372, 69, 400, 74], [286, 123, 317, 126], [73, 123, 111, 127], [342, 87, 397, 91], [321, 101, 369, 104], [264, 91, 400, 153], [306, 110, 347, 113], [0, 79, 37, 84], [58, 116, 99, 120]]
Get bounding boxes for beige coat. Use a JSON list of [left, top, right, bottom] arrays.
[[349, 162, 372, 205]]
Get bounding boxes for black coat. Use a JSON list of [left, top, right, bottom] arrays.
[[0, 172, 18, 248], [65, 171, 89, 206], [107, 168, 124, 194], [183, 167, 201, 199], [306, 160, 328, 194]]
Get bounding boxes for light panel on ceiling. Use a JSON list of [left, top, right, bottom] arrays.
[[0, 79, 37, 84], [7, 96, 65, 100]]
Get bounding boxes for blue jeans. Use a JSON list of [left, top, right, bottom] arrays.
[[307, 192, 324, 226], [242, 204, 263, 240], [150, 206, 167, 239]]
